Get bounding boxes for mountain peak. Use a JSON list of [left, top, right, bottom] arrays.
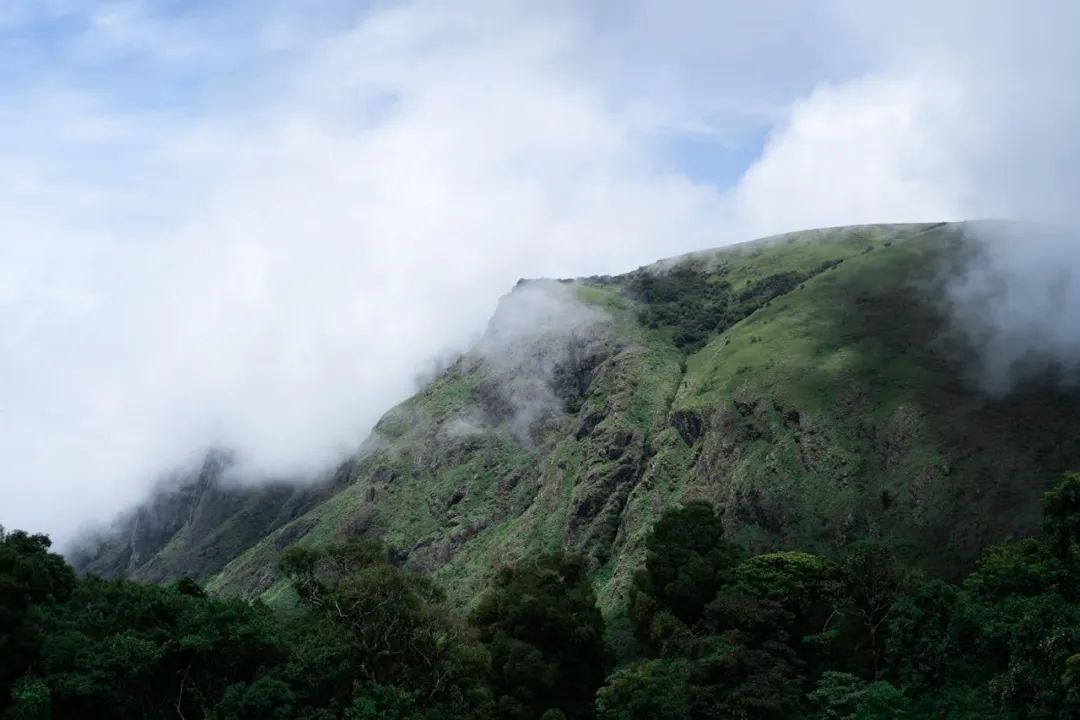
[[74, 222, 1080, 615]]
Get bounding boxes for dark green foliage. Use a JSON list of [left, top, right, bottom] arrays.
[[988, 594, 1080, 717], [470, 552, 609, 719], [629, 266, 735, 351], [5, 676, 50, 720], [631, 501, 739, 634], [732, 551, 843, 622], [1041, 471, 1080, 570], [277, 539, 493, 718], [733, 270, 804, 315], [32, 576, 284, 718], [0, 529, 74, 713], [623, 478, 1080, 719], [962, 538, 1066, 599], [344, 684, 424, 720], [692, 593, 804, 719], [840, 544, 911, 675], [8, 472, 1080, 719], [594, 659, 693, 720], [215, 676, 296, 720], [627, 263, 831, 351], [883, 580, 965, 694], [279, 540, 452, 688], [1065, 655, 1080, 716], [807, 672, 909, 720], [0, 533, 493, 719], [731, 551, 845, 675]]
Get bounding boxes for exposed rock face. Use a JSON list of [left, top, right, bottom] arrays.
[[73, 223, 1080, 612], [71, 451, 335, 582]]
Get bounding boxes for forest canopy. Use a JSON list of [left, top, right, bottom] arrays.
[[4, 473, 1080, 718]]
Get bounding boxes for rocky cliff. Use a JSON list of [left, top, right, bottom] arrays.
[[74, 223, 1080, 619]]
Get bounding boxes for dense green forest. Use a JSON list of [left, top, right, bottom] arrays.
[[5, 472, 1080, 718]]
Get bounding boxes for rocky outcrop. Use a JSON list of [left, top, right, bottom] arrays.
[[73, 223, 1080, 607], [71, 450, 335, 581]]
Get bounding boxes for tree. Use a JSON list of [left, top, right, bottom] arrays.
[[344, 684, 423, 720], [278, 539, 480, 703], [630, 502, 739, 646], [735, 552, 842, 643], [807, 671, 909, 720], [884, 580, 966, 695], [470, 552, 608, 719], [4, 675, 51, 720], [1042, 472, 1080, 574], [841, 543, 910, 676], [31, 575, 284, 719], [214, 676, 296, 720], [279, 540, 444, 689], [0, 529, 75, 711], [594, 659, 692, 720], [963, 538, 1067, 599], [692, 590, 804, 719], [983, 593, 1080, 718], [1064, 653, 1080, 717]]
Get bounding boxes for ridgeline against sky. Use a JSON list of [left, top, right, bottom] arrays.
[[3, 1, 1080, 543]]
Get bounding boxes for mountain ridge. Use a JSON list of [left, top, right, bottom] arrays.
[[72, 222, 1080, 622]]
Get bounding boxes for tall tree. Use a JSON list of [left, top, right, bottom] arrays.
[[470, 552, 608, 719], [841, 543, 910, 676], [0, 529, 75, 711], [629, 501, 739, 648], [278, 539, 478, 700]]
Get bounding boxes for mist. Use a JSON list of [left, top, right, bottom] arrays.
[[942, 223, 1080, 395], [4, 1, 1080, 546], [472, 280, 610, 442]]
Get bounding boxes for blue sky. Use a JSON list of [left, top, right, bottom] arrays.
[[0, 1, 861, 222], [3, 0, 1080, 543]]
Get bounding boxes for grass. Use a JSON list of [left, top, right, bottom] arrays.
[[124, 223, 1080, 631]]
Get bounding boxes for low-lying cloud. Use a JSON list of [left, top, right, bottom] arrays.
[[472, 280, 610, 442], [943, 223, 1080, 395], [4, 1, 1080, 545]]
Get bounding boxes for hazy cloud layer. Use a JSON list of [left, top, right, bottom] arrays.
[[3, 1, 1080, 544], [942, 223, 1080, 394], [473, 280, 610, 442]]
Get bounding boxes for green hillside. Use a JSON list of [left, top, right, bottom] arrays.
[[77, 222, 1080, 623]]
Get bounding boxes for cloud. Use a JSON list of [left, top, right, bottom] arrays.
[[5, 0, 1080, 545], [732, 73, 973, 235], [472, 279, 610, 441], [724, 2, 1080, 398], [941, 223, 1080, 394], [2, 1, 731, 544]]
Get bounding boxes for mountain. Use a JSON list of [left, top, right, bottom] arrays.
[[70, 450, 339, 584], [72, 222, 1080, 621]]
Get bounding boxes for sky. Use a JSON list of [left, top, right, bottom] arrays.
[[3, 0, 1080, 545]]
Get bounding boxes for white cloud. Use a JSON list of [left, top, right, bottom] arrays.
[[4, 0, 1080, 545], [735, 2, 1080, 396], [2, 1, 731, 543], [733, 73, 974, 235]]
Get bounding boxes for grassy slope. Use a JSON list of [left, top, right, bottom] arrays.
[[672, 225, 1080, 574], [188, 224, 1080, 641]]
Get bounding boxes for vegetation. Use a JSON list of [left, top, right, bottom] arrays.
[[470, 553, 609, 719], [627, 261, 837, 351], [628, 500, 741, 643], [601, 474, 1080, 719], [6, 472, 1080, 717], [49, 223, 1080, 717], [74, 224, 1080, 631]]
